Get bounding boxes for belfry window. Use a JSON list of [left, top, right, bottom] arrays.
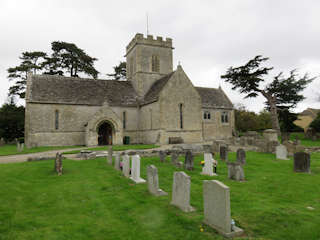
[[55, 110, 59, 130], [221, 111, 229, 123], [179, 103, 183, 129], [204, 111, 211, 120], [151, 55, 160, 72]]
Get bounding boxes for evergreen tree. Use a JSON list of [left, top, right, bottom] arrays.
[[107, 61, 126, 80]]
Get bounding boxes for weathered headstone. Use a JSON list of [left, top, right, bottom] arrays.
[[203, 144, 212, 153], [294, 152, 311, 173], [114, 153, 121, 171], [171, 151, 179, 165], [220, 145, 228, 161], [159, 151, 166, 163], [212, 141, 220, 153], [227, 162, 245, 181], [122, 154, 130, 178], [130, 155, 146, 183], [55, 152, 63, 176], [184, 150, 194, 170], [203, 180, 244, 238], [276, 144, 288, 160], [170, 171, 195, 212], [147, 165, 167, 196], [0, 138, 5, 146], [17, 142, 23, 152], [236, 149, 246, 165], [201, 153, 217, 176], [263, 129, 278, 142], [107, 146, 113, 165]]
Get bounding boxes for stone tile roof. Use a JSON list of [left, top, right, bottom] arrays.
[[299, 108, 320, 118], [195, 87, 233, 109], [28, 75, 138, 106]]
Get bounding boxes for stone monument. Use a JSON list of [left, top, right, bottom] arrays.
[[294, 152, 311, 173], [122, 154, 130, 178], [220, 145, 228, 161], [159, 151, 166, 163], [54, 152, 63, 176], [147, 165, 167, 196], [184, 150, 194, 170], [114, 153, 121, 171], [236, 149, 246, 165], [276, 144, 288, 160], [227, 162, 245, 181], [107, 146, 113, 165], [201, 153, 217, 176], [130, 155, 146, 183]]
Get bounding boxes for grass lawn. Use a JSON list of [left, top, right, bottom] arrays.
[[0, 145, 84, 156], [289, 132, 320, 147], [0, 152, 320, 240]]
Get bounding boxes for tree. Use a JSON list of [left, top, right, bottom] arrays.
[[310, 113, 320, 132], [7, 51, 47, 98], [107, 61, 126, 80], [221, 55, 315, 136]]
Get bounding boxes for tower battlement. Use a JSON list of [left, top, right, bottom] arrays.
[[126, 33, 173, 55]]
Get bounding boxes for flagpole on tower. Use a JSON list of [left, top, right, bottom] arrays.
[[146, 12, 149, 35]]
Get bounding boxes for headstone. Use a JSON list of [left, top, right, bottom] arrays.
[[171, 151, 179, 165], [227, 162, 245, 181], [203, 144, 212, 153], [107, 146, 113, 165], [147, 165, 168, 196], [0, 138, 5, 146], [263, 129, 278, 142], [170, 171, 195, 212], [203, 180, 244, 238], [220, 145, 228, 161], [122, 154, 130, 178], [130, 155, 146, 183], [159, 151, 166, 163], [212, 141, 220, 153], [184, 150, 194, 170], [55, 152, 63, 176], [201, 153, 217, 176], [114, 153, 121, 171], [294, 152, 311, 173], [276, 144, 288, 160], [236, 149, 246, 165], [239, 137, 246, 146]]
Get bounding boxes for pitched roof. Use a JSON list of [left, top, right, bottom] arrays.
[[28, 74, 138, 106], [195, 87, 233, 109], [299, 108, 320, 118]]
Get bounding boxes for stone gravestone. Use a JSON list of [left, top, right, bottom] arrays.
[[212, 141, 220, 153], [201, 153, 217, 176], [107, 146, 113, 165], [171, 151, 179, 165], [294, 152, 311, 173], [147, 165, 167, 196], [17, 142, 24, 152], [114, 153, 121, 171], [130, 155, 146, 183], [227, 162, 245, 181], [170, 171, 195, 212], [122, 154, 130, 178], [159, 151, 166, 163], [236, 149, 246, 165], [54, 152, 63, 176], [184, 150, 194, 170], [276, 144, 288, 160], [203, 180, 244, 238], [0, 138, 5, 146], [220, 145, 228, 161]]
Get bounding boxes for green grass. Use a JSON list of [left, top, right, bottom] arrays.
[[0, 151, 320, 239], [0, 145, 83, 156], [289, 132, 320, 147], [62, 144, 159, 154]]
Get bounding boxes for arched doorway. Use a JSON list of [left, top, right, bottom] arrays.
[[97, 121, 113, 145]]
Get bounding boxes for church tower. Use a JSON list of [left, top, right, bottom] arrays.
[[125, 33, 173, 97]]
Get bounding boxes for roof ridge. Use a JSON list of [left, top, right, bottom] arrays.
[[33, 74, 130, 83]]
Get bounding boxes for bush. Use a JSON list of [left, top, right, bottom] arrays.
[[310, 113, 320, 132]]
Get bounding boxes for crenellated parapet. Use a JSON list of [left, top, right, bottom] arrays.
[[126, 33, 173, 54]]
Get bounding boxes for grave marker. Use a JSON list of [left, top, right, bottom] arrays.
[[184, 150, 194, 170], [122, 154, 130, 178], [220, 145, 228, 161], [276, 144, 288, 160], [130, 155, 146, 183], [236, 149, 246, 165], [114, 153, 121, 171], [107, 146, 113, 165], [147, 165, 167, 196], [201, 153, 217, 176], [294, 152, 311, 173]]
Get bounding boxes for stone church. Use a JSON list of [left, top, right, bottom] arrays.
[[25, 33, 234, 147]]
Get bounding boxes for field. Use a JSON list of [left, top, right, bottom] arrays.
[[0, 151, 320, 240]]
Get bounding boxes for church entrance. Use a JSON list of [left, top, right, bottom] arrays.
[[97, 121, 113, 145]]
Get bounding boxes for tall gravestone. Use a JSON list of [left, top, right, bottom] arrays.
[[159, 151, 166, 163], [201, 153, 216, 176], [147, 165, 167, 196], [171, 151, 179, 165], [130, 155, 146, 183], [184, 150, 194, 170], [220, 145, 228, 161], [276, 144, 288, 160], [227, 162, 245, 181], [114, 153, 121, 171], [107, 146, 113, 165], [54, 152, 63, 176], [294, 152, 311, 173], [212, 141, 220, 153], [122, 154, 130, 178], [170, 171, 195, 212], [236, 149, 246, 165], [203, 180, 244, 238]]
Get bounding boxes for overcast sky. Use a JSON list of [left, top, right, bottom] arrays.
[[0, 0, 319, 112]]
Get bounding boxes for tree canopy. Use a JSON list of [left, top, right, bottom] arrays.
[[310, 113, 320, 132], [107, 61, 126, 80]]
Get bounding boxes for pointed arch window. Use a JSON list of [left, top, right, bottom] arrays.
[[151, 55, 160, 72], [179, 103, 183, 129], [204, 111, 211, 120], [123, 111, 126, 129], [55, 110, 59, 130], [221, 111, 229, 123]]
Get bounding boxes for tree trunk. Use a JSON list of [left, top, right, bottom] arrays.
[[261, 91, 281, 138]]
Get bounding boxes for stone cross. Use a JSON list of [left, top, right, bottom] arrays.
[[122, 154, 130, 178], [203, 180, 244, 238], [227, 162, 245, 181], [276, 144, 288, 160], [130, 155, 146, 183], [159, 151, 166, 163], [236, 149, 246, 165], [294, 152, 311, 173], [220, 145, 228, 161], [201, 153, 217, 176], [170, 171, 195, 212], [114, 153, 121, 171], [184, 150, 194, 170], [171, 151, 179, 165], [54, 152, 63, 176], [107, 146, 113, 165], [147, 165, 167, 196]]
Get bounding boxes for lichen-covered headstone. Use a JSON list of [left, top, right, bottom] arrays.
[[236, 149, 246, 165], [276, 144, 288, 160], [294, 152, 311, 173], [184, 150, 194, 170], [122, 154, 130, 178], [114, 153, 121, 171], [130, 155, 146, 183], [170, 171, 195, 212], [107, 146, 113, 165], [201, 153, 217, 176], [55, 152, 63, 176], [203, 180, 244, 238], [159, 151, 166, 163], [227, 162, 245, 181], [147, 165, 167, 196], [220, 145, 228, 161], [171, 151, 179, 165]]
